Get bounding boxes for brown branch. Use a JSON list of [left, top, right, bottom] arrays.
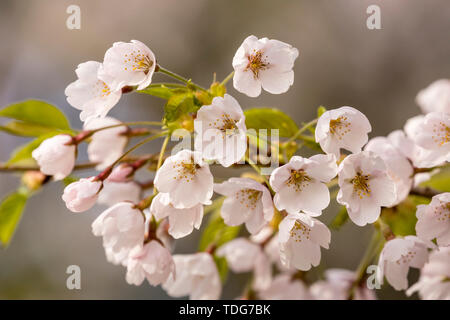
[[410, 186, 441, 198]]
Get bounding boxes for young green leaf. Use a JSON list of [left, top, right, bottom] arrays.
[[198, 209, 241, 252], [164, 92, 197, 122], [244, 108, 299, 137], [138, 86, 181, 100], [0, 121, 57, 137], [0, 190, 29, 247]]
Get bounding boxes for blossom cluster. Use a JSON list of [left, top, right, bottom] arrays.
[[25, 35, 450, 300]]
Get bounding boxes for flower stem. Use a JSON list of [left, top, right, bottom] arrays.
[[157, 66, 208, 92], [245, 156, 275, 195], [220, 71, 234, 86], [284, 118, 318, 146]]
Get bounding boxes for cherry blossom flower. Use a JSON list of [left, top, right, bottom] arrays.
[[407, 247, 450, 300], [84, 117, 128, 170], [410, 112, 450, 163], [162, 253, 221, 300], [154, 150, 213, 209], [126, 240, 175, 286], [310, 269, 375, 300], [278, 212, 331, 271], [149, 192, 203, 239], [315, 106, 372, 158], [258, 273, 312, 300], [100, 40, 156, 91], [107, 163, 134, 182], [194, 94, 247, 167], [214, 177, 274, 234], [337, 151, 396, 226], [365, 136, 413, 206], [31, 134, 76, 180], [415, 193, 450, 246], [62, 177, 102, 212], [97, 181, 141, 206], [92, 202, 145, 266], [216, 237, 272, 291], [65, 61, 122, 122], [377, 236, 433, 291], [416, 79, 450, 114], [232, 35, 299, 97], [269, 154, 338, 216]]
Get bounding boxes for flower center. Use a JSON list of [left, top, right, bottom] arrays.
[[172, 159, 200, 182], [351, 171, 371, 199], [235, 188, 262, 210], [434, 201, 450, 222], [95, 80, 111, 98], [209, 113, 239, 136], [432, 121, 450, 147], [290, 220, 311, 242], [124, 50, 153, 74], [329, 116, 351, 140], [396, 250, 416, 265], [286, 169, 312, 192], [246, 50, 269, 79]]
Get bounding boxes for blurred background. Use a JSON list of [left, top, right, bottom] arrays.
[[0, 0, 449, 299]]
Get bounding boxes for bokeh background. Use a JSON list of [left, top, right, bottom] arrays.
[[0, 0, 449, 299]]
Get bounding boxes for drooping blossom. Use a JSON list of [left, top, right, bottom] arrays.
[[258, 273, 312, 300], [214, 177, 274, 234], [337, 151, 396, 226], [65, 61, 122, 122], [315, 106, 372, 158], [62, 177, 102, 212], [364, 136, 413, 206], [407, 247, 450, 300], [154, 150, 213, 209], [310, 268, 375, 300], [92, 202, 145, 266], [100, 40, 156, 91], [149, 192, 203, 239], [194, 94, 247, 167], [232, 35, 299, 97], [377, 236, 433, 291], [415, 193, 450, 246], [163, 253, 221, 300], [416, 79, 450, 114], [278, 212, 331, 271], [269, 154, 337, 216], [126, 240, 175, 286], [31, 134, 76, 180], [84, 117, 128, 170]]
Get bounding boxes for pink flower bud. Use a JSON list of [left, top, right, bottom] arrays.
[[62, 177, 102, 212]]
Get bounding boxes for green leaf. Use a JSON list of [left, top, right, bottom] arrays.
[[420, 166, 450, 192], [198, 209, 241, 252], [6, 132, 62, 165], [244, 108, 299, 137], [164, 92, 197, 122], [317, 105, 327, 118], [0, 190, 29, 247], [0, 121, 57, 137], [138, 86, 181, 100], [0, 100, 70, 130], [381, 195, 430, 236]]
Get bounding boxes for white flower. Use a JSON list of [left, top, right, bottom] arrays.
[[62, 177, 102, 212], [126, 240, 175, 286], [214, 177, 274, 234], [149, 193, 203, 239], [154, 150, 213, 209], [416, 193, 450, 247], [364, 136, 413, 206], [100, 40, 156, 91], [162, 253, 221, 300], [278, 212, 331, 271], [216, 238, 272, 291], [310, 269, 375, 300], [84, 117, 128, 170], [337, 151, 396, 226], [410, 112, 450, 163], [416, 79, 450, 114], [31, 134, 76, 180], [232, 35, 299, 97], [92, 202, 145, 266], [194, 94, 247, 167], [377, 236, 433, 291], [65, 61, 122, 122], [97, 181, 141, 206], [407, 247, 450, 300], [259, 274, 312, 300], [315, 106, 372, 158], [269, 154, 337, 216]]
